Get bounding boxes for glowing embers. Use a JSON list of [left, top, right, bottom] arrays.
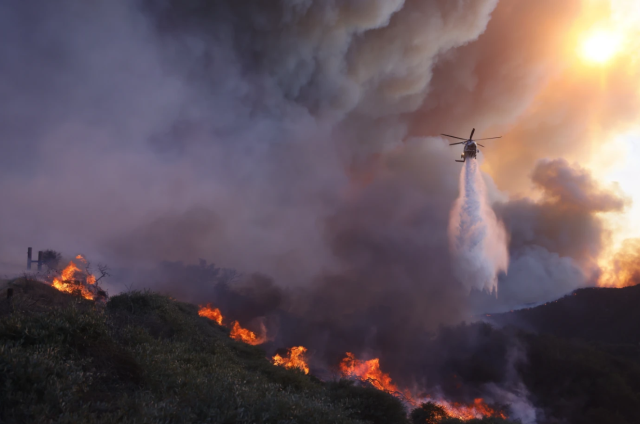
[[197, 304, 267, 345], [272, 346, 310, 374], [49, 255, 100, 301]]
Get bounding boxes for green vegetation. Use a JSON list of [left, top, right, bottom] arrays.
[[327, 380, 408, 424], [0, 280, 363, 424], [3, 279, 515, 424]]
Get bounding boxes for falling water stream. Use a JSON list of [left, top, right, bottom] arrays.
[[448, 158, 509, 294]]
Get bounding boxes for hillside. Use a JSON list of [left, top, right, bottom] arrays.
[[3, 278, 640, 424], [0, 278, 513, 424], [487, 284, 640, 358]]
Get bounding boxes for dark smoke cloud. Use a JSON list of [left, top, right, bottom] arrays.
[[0, 0, 500, 284]]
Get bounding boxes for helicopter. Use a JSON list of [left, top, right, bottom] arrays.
[[441, 128, 502, 163]]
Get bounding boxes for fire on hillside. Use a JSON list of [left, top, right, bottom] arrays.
[[198, 304, 267, 345], [272, 346, 310, 374], [48, 255, 107, 301], [197, 302, 509, 422], [339, 352, 507, 421]]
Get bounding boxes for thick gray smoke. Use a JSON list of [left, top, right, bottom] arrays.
[[0, 0, 499, 287], [449, 158, 509, 294]]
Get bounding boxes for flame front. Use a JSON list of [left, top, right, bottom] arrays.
[[230, 321, 266, 345], [273, 346, 310, 374], [339, 352, 401, 394], [198, 304, 223, 325], [198, 305, 267, 345], [429, 398, 507, 421], [340, 353, 506, 421], [51, 260, 95, 300]]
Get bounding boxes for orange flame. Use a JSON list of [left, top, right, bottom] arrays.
[[339, 353, 506, 421], [273, 346, 310, 374], [50, 260, 95, 300], [230, 321, 266, 345], [198, 304, 224, 325], [339, 352, 401, 394], [197, 304, 267, 345], [428, 398, 507, 420]]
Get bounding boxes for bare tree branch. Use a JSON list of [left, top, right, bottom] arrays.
[[95, 264, 110, 284]]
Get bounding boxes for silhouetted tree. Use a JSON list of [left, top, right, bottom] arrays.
[[41, 250, 62, 271], [410, 402, 449, 424]]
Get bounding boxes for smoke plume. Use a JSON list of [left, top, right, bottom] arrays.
[[449, 159, 509, 294]]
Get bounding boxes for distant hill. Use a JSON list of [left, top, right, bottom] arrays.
[[487, 285, 640, 357]]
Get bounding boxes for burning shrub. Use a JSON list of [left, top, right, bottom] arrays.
[[197, 303, 267, 345], [198, 304, 223, 324], [272, 346, 310, 374], [229, 320, 266, 345], [46, 255, 108, 302], [340, 352, 401, 394]]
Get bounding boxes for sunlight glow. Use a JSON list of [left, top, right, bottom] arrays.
[[589, 131, 640, 287], [580, 29, 622, 64]]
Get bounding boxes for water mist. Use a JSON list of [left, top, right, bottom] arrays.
[[449, 159, 509, 294]]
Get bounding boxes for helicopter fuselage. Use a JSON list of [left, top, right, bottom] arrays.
[[455, 141, 478, 163]]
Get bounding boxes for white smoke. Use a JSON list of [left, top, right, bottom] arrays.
[[449, 158, 509, 293], [484, 343, 538, 424]]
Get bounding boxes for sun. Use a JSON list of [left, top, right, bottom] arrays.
[[580, 29, 622, 64]]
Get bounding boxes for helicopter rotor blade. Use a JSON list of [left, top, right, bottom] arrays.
[[470, 128, 476, 139], [474, 136, 502, 141], [449, 142, 465, 146], [477, 143, 486, 148], [441, 134, 468, 141]]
